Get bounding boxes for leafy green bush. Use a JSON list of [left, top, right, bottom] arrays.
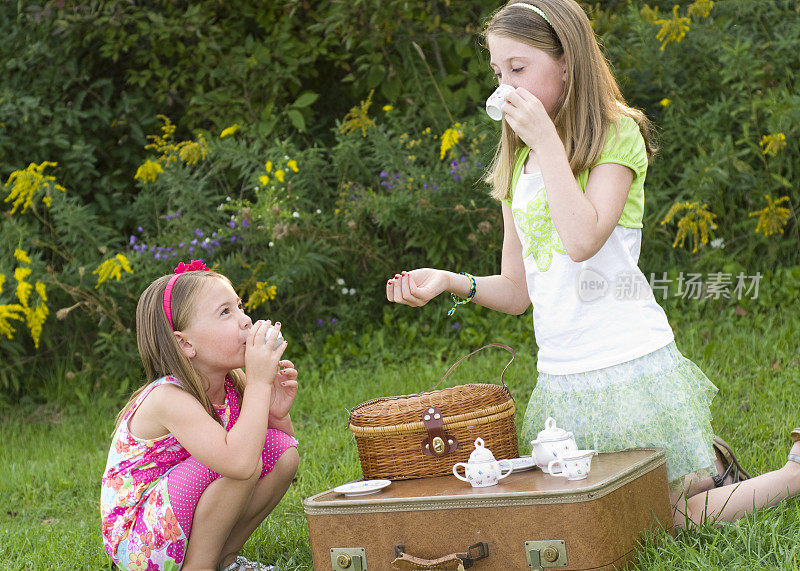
[[2, 0, 798, 402]]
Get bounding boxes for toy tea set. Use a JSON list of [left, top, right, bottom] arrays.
[[453, 417, 597, 488], [336, 416, 597, 494]]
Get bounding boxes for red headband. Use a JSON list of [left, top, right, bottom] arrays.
[[163, 259, 210, 329]]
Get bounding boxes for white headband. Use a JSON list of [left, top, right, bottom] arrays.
[[509, 3, 553, 27]]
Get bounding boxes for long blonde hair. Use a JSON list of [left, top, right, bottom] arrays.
[[114, 271, 246, 431], [484, 0, 657, 200]]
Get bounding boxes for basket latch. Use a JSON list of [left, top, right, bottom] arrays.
[[421, 406, 458, 458]]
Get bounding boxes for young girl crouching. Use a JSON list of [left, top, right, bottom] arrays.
[[101, 260, 298, 570]]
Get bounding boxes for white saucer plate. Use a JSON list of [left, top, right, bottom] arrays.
[[508, 457, 538, 472], [334, 479, 392, 497]]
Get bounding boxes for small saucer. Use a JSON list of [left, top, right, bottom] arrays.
[[334, 479, 392, 497], [508, 457, 537, 472]]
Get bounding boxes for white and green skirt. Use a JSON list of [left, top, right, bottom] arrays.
[[521, 342, 719, 487]]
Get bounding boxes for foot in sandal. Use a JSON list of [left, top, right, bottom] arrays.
[[712, 436, 751, 488], [789, 428, 800, 469], [221, 556, 279, 571]]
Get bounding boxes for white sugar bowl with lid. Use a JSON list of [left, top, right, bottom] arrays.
[[530, 417, 578, 473], [453, 438, 514, 487]]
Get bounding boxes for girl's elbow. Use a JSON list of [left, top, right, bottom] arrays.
[[223, 457, 262, 480], [566, 241, 601, 263]]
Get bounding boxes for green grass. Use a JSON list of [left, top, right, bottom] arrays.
[[1, 305, 799, 569]]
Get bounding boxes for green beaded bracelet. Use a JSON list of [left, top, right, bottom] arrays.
[[447, 272, 476, 316]]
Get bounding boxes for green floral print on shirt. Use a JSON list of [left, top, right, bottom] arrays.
[[513, 186, 566, 271]]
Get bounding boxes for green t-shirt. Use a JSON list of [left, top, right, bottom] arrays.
[[505, 115, 648, 229]]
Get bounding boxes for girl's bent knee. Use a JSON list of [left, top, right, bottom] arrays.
[[278, 446, 299, 477]]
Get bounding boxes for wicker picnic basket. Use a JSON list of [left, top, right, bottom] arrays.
[[348, 344, 519, 480]]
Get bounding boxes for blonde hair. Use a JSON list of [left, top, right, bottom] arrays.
[[114, 271, 246, 431], [484, 0, 657, 201]]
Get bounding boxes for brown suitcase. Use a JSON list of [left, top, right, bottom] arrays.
[[303, 448, 673, 570]]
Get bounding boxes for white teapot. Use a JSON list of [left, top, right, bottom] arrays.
[[530, 417, 578, 473], [453, 438, 514, 487]]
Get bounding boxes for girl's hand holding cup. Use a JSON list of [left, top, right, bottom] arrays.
[[498, 87, 558, 150], [246, 320, 286, 384]]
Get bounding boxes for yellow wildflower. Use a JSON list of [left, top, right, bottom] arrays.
[[134, 160, 164, 184], [265, 161, 273, 173], [0, 304, 26, 341], [749, 195, 791, 237], [640, 4, 660, 24], [177, 134, 208, 165], [660, 98, 672, 107], [654, 5, 690, 50], [3, 161, 65, 214], [382, 105, 394, 112], [759, 133, 786, 156], [275, 170, 285, 183], [14, 267, 33, 307], [93, 254, 134, 288], [440, 123, 463, 160], [340, 90, 376, 137], [220, 124, 240, 138], [245, 281, 278, 310], [0, 274, 5, 293], [24, 302, 48, 349], [3, 255, 50, 347], [660, 201, 717, 253], [145, 115, 177, 154], [259, 175, 270, 186], [287, 160, 299, 173], [35, 281, 47, 302], [14, 249, 31, 264], [688, 0, 713, 19]]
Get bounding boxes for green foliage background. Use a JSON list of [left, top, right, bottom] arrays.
[[1, 0, 798, 401]]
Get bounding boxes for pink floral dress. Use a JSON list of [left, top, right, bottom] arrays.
[[100, 376, 235, 570]]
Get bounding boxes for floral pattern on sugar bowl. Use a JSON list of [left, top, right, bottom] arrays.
[[452, 438, 514, 488], [530, 417, 578, 473]]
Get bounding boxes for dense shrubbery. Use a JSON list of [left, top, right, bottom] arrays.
[[1, 0, 798, 401]]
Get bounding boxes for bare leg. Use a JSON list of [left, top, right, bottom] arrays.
[[680, 450, 731, 499], [672, 441, 800, 528], [218, 447, 299, 568], [181, 465, 261, 571]]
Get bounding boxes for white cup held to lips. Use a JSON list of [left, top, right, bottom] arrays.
[[264, 324, 285, 350], [485, 84, 516, 121]]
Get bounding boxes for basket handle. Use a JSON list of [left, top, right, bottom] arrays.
[[430, 343, 516, 392]]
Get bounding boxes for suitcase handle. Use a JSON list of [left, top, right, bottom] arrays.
[[431, 343, 516, 392], [392, 542, 489, 569]]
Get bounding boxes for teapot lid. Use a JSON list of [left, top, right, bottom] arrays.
[[468, 438, 496, 463], [536, 417, 572, 441]]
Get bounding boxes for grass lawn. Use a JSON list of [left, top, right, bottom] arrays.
[[1, 305, 799, 569]]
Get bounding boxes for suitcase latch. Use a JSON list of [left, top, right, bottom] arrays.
[[421, 407, 458, 458], [525, 540, 567, 569], [331, 547, 367, 570]]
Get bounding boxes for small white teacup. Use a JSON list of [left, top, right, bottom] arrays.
[[485, 84, 516, 121], [547, 450, 597, 481], [264, 325, 285, 350], [453, 459, 514, 488]]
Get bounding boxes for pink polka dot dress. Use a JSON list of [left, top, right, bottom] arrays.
[[101, 376, 298, 570]]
